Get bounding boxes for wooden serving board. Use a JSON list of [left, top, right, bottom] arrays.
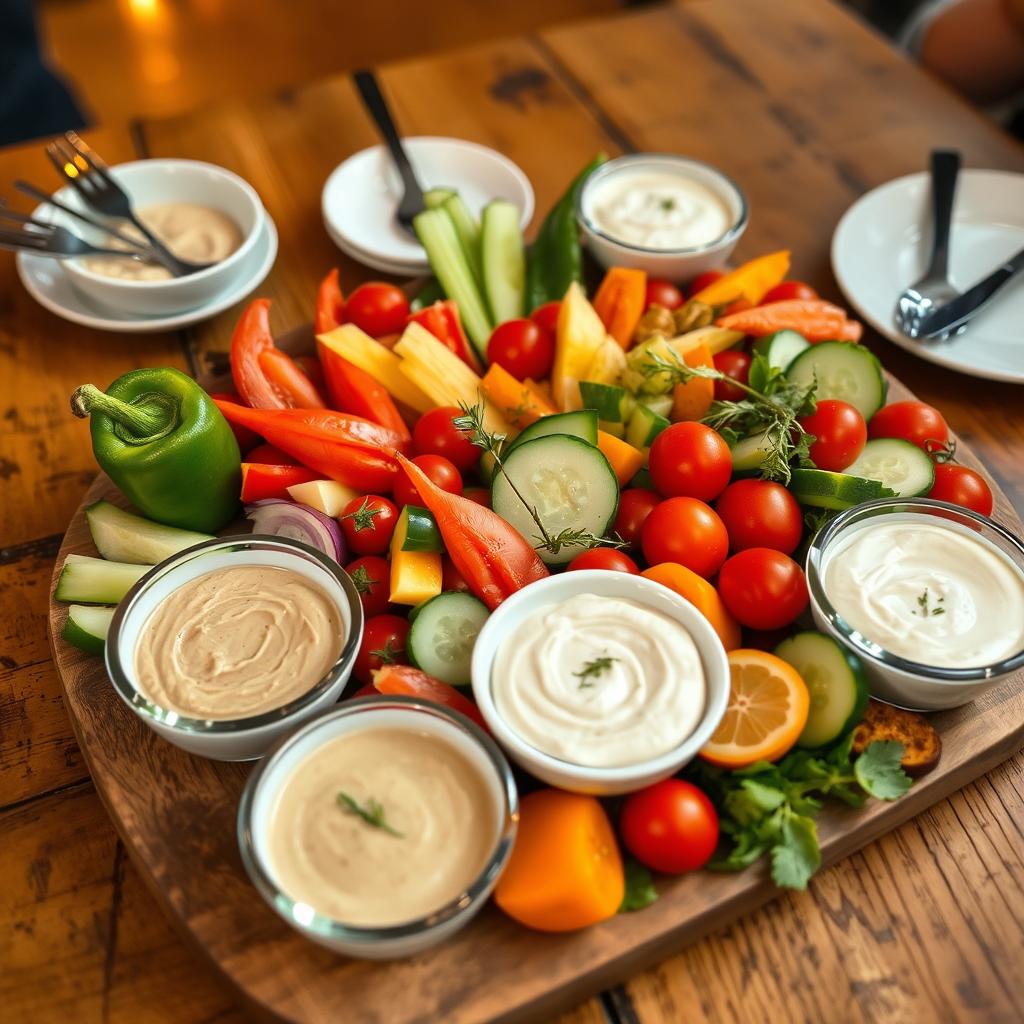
[[48, 330, 1024, 1024]]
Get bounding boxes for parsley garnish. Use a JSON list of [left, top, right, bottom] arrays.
[[337, 792, 403, 837], [573, 655, 617, 687], [913, 587, 945, 616], [340, 496, 383, 533]]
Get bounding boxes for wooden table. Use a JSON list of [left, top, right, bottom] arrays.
[[3, 1, 1023, 1020]]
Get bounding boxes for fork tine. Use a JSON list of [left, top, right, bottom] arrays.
[[47, 141, 96, 197], [65, 131, 109, 170], [55, 134, 91, 176]]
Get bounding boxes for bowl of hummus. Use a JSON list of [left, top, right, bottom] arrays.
[[238, 696, 517, 958], [105, 535, 363, 761], [471, 570, 731, 795]]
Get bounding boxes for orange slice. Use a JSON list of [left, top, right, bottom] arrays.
[[700, 649, 809, 768]]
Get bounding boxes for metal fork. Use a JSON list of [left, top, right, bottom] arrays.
[[46, 132, 209, 276], [0, 207, 155, 262]]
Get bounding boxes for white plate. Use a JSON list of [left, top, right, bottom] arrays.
[[322, 136, 534, 268], [324, 218, 428, 278], [16, 212, 278, 334], [832, 170, 1024, 384]]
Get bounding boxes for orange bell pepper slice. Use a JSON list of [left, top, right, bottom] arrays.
[[592, 267, 647, 348], [480, 364, 556, 429], [670, 342, 715, 422], [691, 250, 791, 307], [642, 562, 742, 651], [716, 299, 862, 342]]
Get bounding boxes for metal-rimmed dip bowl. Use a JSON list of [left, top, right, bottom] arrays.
[[806, 497, 1024, 711], [237, 696, 518, 959], [105, 535, 363, 761]]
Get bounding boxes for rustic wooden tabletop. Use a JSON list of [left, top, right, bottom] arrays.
[[2, 1, 1024, 1021]]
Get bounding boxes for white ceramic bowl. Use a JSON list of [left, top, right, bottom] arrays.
[[57, 158, 265, 316], [806, 498, 1024, 711], [105, 536, 363, 761], [577, 153, 748, 282], [237, 697, 518, 958], [471, 571, 730, 795]]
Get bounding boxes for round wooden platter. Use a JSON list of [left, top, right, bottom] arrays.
[[48, 330, 1024, 1024]]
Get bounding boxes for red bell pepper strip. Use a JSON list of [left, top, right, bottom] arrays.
[[257, 347, 327, 408], [315, 268, 346, 334], [716, 300, 863, 343], [395, 453, 548, 609], [241, 463, 319, 502], [372, 665, 490, 733], [295, 354, 327, 396], [206, 391, 260, 453], [408, 301, 482, 372], [245, 443, 297, 465]]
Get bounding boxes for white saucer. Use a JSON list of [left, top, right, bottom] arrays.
[[16, 211, 278, 334], [832, 170, 1024, 384], [322, 136, 534, 271], [324, 217, 427, 278]]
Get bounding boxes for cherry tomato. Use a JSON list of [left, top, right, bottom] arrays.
[[613, 488, 661, 549], [345, 555, 391, 617], [346, 683, 379, 700], [620, 779, 719, 874], [487, 318, 555, 380], [928, 463, 994, 515], [715, 479, 803, 554], [641, 497, 729, 578], [566, 549, 639, 573], [354, 614, 410, 684], [648, 422, 733, 502], [244, 443, 297, 466], [717, 548, 808, 630], [339, 494, 398, 555], [413, 405, 480, 471], [441, 556, 470, 592], [762, 280, 818, 304], [645, 278, 685, 310], [712, 349, 752, 402], [689, 270, 724, 294], [530, 301, 561, 335], [798, 399, 867, 472], [344, 282, 410, 337], [393, 454, 463, 508], [868, 400, 949, 453]]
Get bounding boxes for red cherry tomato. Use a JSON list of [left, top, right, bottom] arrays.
[[345, 282, 410, 337], [641, 497, 729, 578], [393, 454, 463, 508], [689, 270, 724, 294], [530, 301, 561, 336], [487, 318, 555, 380], [717, 548, 809, 630], [648, 422, 733, 502], [354, 614, 410, 684], [712, 349, 752, 402], [620, 779, 719, 874], [613, 488, 661, 549], [798, 399, 867, 472], [928, 463, 994, 516], [868, 400, 950, 453], [441, 556, 470, 592], [244, 443, 297, 466], [413, 405, 480, 472], [339, 494, 398, 555], [761, 280, 818, 304], [345, 555, 391, 617], [645, 278, 685, 310], [715, 479, 803, 555], [463, 486, 491, 508], [566, 549, 639, 574]]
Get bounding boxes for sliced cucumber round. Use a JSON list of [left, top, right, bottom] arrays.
[[786, 341, 887, 419], [507, 409, 598, 453], [789, 468, 895, 510], [730, 429, 775, 474], [408, 591, 490, 686], [775, 632, 870, 748], [753, 329, 810, 371], [491, 434, 619, 565], [845, 438, 935, 498]]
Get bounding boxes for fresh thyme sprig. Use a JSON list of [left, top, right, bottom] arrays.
[[336, 792, 403, 837], [913, 587, 945, 617], [574, 655, 618, 687]]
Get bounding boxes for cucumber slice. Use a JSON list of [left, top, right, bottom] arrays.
[[789, 468, 895, 510], [753, 329, 810, 371], [62, 604, 116, 656], [398, 505, 443, 553], [86, 501, 212, 565], [579, 381, 634, 422], [424, 187, 457, 210], [637, 394, 674, 419], [775, 632, 870, 748], [845, 438, 935, 498], [506, 409, 598, 453], [480, 199, 525, 324], [625, 404, 670, 450], [407, 591, 490, 686], [491, 434, 619, 565], [599, 420, 626, 439], [786, 341, 887, 419], [441, 193, 484, 284], [54, 554, 151, 604], [730, 430, 775, 474]]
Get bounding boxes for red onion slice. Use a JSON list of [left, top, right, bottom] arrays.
[[245, 499, 346, 564]]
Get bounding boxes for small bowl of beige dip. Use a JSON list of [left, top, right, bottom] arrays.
[[238, 696, 517, 958], [105, 535, 362, 761]]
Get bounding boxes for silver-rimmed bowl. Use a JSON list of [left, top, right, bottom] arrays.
[[105, 535, 363, 760], [237, 696, 518, 959], [806, 498, 1024, 710]]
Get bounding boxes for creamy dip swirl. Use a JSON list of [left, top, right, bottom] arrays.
[[491, 593, 706, 767], [267, 728, 497, 926], [824, 519, 1024, 668], [134, 565, 343, 719]]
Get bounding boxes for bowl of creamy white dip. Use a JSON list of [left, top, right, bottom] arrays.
[[238, 696, 517, 958], [54, 159, 265, 316], [807, 498, 1024, 710], [471, 571, 730, 795], [577, 154, 748, 281], [105, 535, 363, 760]]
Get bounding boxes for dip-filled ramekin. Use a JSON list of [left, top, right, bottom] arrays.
[[806, 498, 1024, 711], [238, 696, 518, 959], [105, 535, 362, 760], [471, 570, 730, 795]]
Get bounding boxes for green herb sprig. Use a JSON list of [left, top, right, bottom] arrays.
[[573, 655, 618, 687], [336, 792, 403, 837], [914, 588, 945, 616]]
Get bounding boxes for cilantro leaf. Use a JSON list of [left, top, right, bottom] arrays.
[[854, 741, 912, 800], [769, 813, 821, 890], [619, 859, 658, 912]]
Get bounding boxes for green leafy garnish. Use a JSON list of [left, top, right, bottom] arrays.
[[913, 587, 945, 617], [573, 655, 617, 687], [619, 859, 658, 912], [853, 740, 914, 800], [336, 792, 403, 837], [340, 496, 383, 533]]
